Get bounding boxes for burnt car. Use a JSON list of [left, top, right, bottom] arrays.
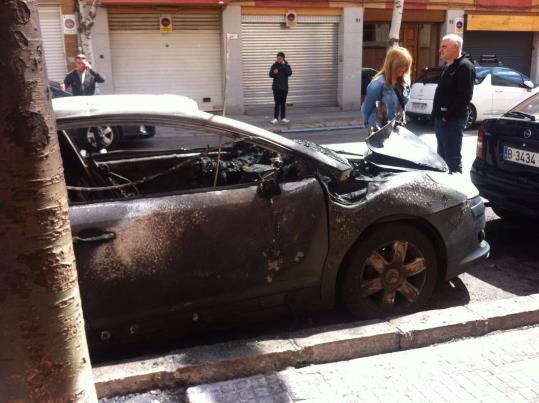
[[471, 92, 539, 220], [49, 80, 155, 151], [53, 95, 489, 353]]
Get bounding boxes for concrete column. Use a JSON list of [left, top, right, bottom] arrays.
[[530, 32, 539, 83], [222, 5, 244, 114], [338, 7, 363, 111], [91, 7, 114, 94]]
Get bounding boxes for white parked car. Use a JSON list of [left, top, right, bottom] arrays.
[[406, 66, 539, 129]]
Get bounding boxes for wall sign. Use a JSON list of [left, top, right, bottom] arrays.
[[160, 15, 172, 33], [455, 17, 464, 34], [62, 15, 77, 35]]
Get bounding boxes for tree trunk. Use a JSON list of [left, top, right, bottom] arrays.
[[0, 1, 97, 401], [75, 0, 99, 63], [388, 0, 404, 48]]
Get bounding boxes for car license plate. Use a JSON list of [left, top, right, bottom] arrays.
[[503, 146, 539, 168], [412, 102, 427, 110]]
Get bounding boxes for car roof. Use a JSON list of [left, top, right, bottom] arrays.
[[52, 94, 352, 178]]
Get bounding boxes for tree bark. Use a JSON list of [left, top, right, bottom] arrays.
[[0, 1, 97, 401], [388, 0, 404, 48], [75, 0, 99, 63]]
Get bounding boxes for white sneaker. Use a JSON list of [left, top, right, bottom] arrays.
[[99, 148, 108, 154], [281, 118, 290, 123], [271, 118, 278, 124], [80, 149, 88, 157]]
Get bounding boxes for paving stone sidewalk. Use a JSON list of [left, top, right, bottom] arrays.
[[186, 325, 539, 403]]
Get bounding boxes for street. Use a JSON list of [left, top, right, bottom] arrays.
[[108, 119, 539, 358]]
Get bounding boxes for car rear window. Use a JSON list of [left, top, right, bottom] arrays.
[[416, 69, 442, 84], [511, 92, 539, 119]]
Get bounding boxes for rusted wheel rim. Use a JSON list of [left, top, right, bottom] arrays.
[[359, 240, 428, 311]]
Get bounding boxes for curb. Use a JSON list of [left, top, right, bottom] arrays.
[[93, 294, 539, 398]]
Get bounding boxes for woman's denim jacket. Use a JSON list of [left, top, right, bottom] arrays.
[[361, 74, 410, 127]]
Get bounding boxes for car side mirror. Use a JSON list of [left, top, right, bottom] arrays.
[[523, 80, 534, 90], [375, 100, 388, 128], [257, 170, 281, 198]]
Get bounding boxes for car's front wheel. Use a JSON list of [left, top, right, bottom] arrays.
[[341, 223, 438, 319], [464, 104, 476, 130]]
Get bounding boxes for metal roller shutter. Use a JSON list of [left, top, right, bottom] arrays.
[[38, 5, 67, 82], [464, 31, 533, 76], [108, 13, 223, 111], [242, 15, 340, 107]]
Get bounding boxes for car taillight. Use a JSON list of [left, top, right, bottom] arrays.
[[476, 124, 486, 160]]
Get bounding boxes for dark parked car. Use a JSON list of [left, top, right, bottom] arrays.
[[53, 95, 489, 353], [49, 80, 155, 151], [471, 92, 539, 220]]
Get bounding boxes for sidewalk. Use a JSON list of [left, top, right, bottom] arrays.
[[186, 325, 539, 402], [227, 106, 365, 133], [94, 294, 539, 399]]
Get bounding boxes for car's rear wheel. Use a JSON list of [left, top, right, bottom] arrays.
[[341, 223, 438, 319], [464, 104, 476, 130], [86, 126, 121, 151]]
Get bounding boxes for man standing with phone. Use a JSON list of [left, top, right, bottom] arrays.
[[269, 52, 292, 124], [61, 54, 105, 96], [61, 54, 108, 153]]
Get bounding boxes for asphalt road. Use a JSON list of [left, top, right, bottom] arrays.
[[105, 120, 539, 361]]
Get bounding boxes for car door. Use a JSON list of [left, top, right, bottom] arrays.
[[67, 126, 329, 339], [491, 69, 531, 115]]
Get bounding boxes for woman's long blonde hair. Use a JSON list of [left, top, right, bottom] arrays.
[[375, 46, 413, 88]]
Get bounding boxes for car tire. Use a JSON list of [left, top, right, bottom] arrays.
[[464, 104, 476, 130], [86, 126, 121, 151], [341, 223, 438, 319]]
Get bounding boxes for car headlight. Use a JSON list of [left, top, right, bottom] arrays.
[[427, 172, 480, 200]]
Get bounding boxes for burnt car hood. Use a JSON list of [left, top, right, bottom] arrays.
[[365, 120, 448, 172]]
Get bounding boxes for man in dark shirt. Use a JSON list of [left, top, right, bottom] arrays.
[[61, 54, 105, 96], [432, 34, 475, 173], [61, 54, 108, 153]]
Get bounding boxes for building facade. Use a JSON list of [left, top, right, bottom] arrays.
[[38, 0, 539, 113]]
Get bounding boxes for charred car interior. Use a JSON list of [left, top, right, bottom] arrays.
[[61, 132, 305, 204]]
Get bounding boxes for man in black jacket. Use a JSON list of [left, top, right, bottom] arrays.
[[432, 34, 475, 173], [61, 54, 108, 153], [269, 52, 292, 124]]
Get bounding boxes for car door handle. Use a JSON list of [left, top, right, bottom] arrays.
[[73, 232, 116, 244]]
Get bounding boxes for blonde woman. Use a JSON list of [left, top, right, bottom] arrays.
[[361, 46, 413, 128]]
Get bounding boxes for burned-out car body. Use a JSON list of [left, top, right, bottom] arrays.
[[53, 95, 489, 353]]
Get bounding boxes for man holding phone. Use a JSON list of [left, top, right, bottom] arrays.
[[61, 54, 108, 153], [269, 52, 292, 124], [61, 54, 105, 96]]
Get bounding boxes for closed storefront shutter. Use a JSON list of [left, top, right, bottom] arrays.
[[242, 15, 340, 108], [464, 31, 533, 76], [108, 12, 223, 111], [38, 5, 67, 82]]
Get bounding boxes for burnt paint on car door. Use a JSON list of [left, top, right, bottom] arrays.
[[69, 177, 328, 332]]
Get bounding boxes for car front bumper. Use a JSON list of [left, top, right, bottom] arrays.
[[471, 159, 539, 218], [429, 196, 490, 280]]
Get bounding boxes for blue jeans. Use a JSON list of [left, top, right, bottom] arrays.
[[434, 116, 467, 173]]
